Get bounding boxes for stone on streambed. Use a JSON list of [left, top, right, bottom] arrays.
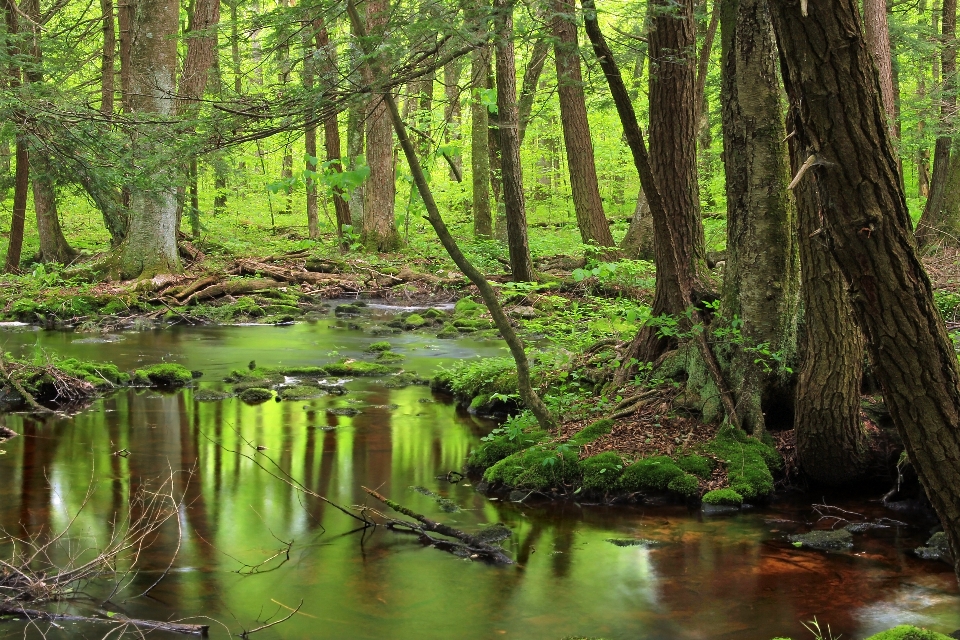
[[915, 532, 954, 564], [193, 389, 233, 402], [606, 538, 663, 548], [788, 528, 853, 551], [239, 388, 274, 404]]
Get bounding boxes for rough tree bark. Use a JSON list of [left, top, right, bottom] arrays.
[[718, 0, 799, 434], [115, 0, 182, 279], [863, 0, 896, 139], [517, 38, 549, 145], [471, 48, 493, 237], [316, 23, 352, 235], [359, 0, 400, 251], [551, 0, 617, 250], [493, 0, 535, 281], [4, 0, 28, 273], [101, 0, 116, 114], [770, 0, 960, 581]]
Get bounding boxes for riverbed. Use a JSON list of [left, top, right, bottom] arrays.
[[0, 316, 957, 639]]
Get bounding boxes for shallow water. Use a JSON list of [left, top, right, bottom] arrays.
[[0, 317, 957, 639]]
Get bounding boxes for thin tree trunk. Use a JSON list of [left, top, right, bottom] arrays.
[[719, 0, 799, 434], [118, 0, 132, 113], [304, 23, 320, 238], [4, 0, 27, 274], [771, 0, 960, 582], [493, 0, 535, 281], [230, 0, 241, 93], [552, 0, 616, 249], [517, 38, 549, 145], [443, 56, 465, 180], [346, 86, 366, 229], [471, 48, 493, 237], [918, 0, 956, 246], [101, 0, 116, 115], [863, 0, 897, 140]]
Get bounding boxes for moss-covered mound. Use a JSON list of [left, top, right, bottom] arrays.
[[278, 385, 326, 400], [483, 443, 581, 490], [375, 350, 405, 363], [133, 363, 194, 387], [57, 359, 130, 387], [320, 360, 396, 376], [467, 414, 549, 470], [239, 387, 274, 404], [193, 389, 233, 402], [569, 419, 613, 446], [366, 341, 392, 352], [864, 626, 955, 640], [702, 489, 743, 506], [580, 452, 625, 492], [702, 424, 780, 499]]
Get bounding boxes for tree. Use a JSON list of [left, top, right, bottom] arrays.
[[471, 48, 493, 237], [863, 0, 897, 139], [115, 0, 182, 279], [493, 0, 535, 281], [770, 0, 960, 581], [101, 0, 116, 115], [551, 0, 617, 250], [359, 0, 401, 251], [718, 0, 799, 433], [4, 0, 29, 273]]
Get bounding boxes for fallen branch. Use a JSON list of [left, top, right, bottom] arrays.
[[172, 275, 221, 301], [186, 278, 284, 303], [0, 605, 209, 636]]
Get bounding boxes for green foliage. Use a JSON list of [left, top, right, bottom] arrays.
[[934, 290, 960, 322], [483, 442, 581, 490], [701, 425, 780, 499], [133, 364, 194, 387], [569, 418, 614, 446], [434, 357, 519, 400], [579, 452, 625, 492], [702, 489, 743, 506], [667, 472, 700, 497], [56, 358, 129, 387]]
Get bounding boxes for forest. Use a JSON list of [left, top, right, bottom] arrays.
[[0, 0, 959, 638]]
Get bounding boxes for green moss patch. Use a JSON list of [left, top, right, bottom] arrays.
[[569, 419, 613, 446], [193, 389, 233, 402], [133, 364, 194, 387], [580, 452, 625, 492], [366, 341, 392, 352], [864, 625, 955, 640], [676, 454, 714, 479], [403, 313, 426, 329], [375, 350, 405, 363], [466, 413, 548, 470], [382, 372, 428, 389], [56, 359, 129, 387], [483, 444, 581, 490], [701, 424, 780, 499], [702, 489, 743, 506], [321, 360, 395, 376], [278, 385, 326, 400], [239, 388, 274, 404], [618, 456, 685, 492], [454, 298, 484, 317], [422, 308, 446, 319]]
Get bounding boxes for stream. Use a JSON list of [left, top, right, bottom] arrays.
[[0, 310, 958, 639]]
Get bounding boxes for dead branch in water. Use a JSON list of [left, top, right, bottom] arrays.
[[0, 604, 209, 636], [360, 487, 514, 564]]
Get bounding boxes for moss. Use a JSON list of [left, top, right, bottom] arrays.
[[231, 297, 266, 318], [580, 452, 625, 492], [483, 444, 581, 490], [134, 363, 193, 387], [453, 318, 494, 331], [454, 298, 484, 316], [422, 308, 446, 319], [667, 473, 700, 497], [701, 424, 780, 499], [275, 366, 328, 377], [676, 454, 714, 479], [56, 359, 130, 387], [262, 304, 301, 316], [702, 489, 743, 506], [864, 626, 955, 640], [382, 372, 428, 389], [239, 387, 274, 404], [334, 303, 364, 316], [321, 360, 395, 376], [278, 385, 326, 400], [618, 456, 685, 492], [469, 393, 491, 412], [788, 529, 853, 551], [437, 325, 460, 339], [367, 341, 392, 352], [403, 313, 426, 329], [466, 414, 548, 470], [569, 418, 614, 446], [193, 389, 233, 402], [375, 351, 405, 363]]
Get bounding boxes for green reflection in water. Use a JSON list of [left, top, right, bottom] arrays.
[[0, 323, 957, 639]]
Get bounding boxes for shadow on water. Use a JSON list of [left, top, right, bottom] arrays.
[[0, 320, 957, 639]]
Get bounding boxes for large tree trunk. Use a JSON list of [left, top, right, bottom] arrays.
[[551, 0, 616, 250], [359, 0, 400, 251], [718, 0, 799, 434], [4, 0, 27, 274], [316, 24, 351, 234], [863, 0, 896, 139], [917, 0, 957, 246], [770, 0, 960, 582], [116, 0, 181, 279], [471, 48, 493, 238], [493, 0, 535, 281]]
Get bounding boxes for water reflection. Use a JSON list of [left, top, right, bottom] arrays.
[[0, 324, 956, 639]]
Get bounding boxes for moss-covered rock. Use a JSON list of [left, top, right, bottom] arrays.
[[239, 387, 274, 404], [263, 304, 301, 317], [864, 625, 955, 640], [278, 385, 326, 400], [483, 444, 581, 490], [134, 363, 194, 387], [915, 532, 953, 564], [321, 360, 395, 376], [382, 372, 428, 389], [437, 325, 460, 339], [569, 419, 614, 446], [452, 318, 494, 331], [57, 359, 130, 387], [334, 303, 364, 316], [667, 472, 700, 497], [454, 298, 484, 317], [423, 308, 446, 319], [466, 414, 548, 470], [580, 452, 625, 492], [403, 313, 426, 329], [230, 297, 266, 318], [375, 350, 405, 363], [702, 488, 743, 506], [618, 456, 686, 493], [788, 529, 853, 551], [193, 389, 233, 402], [701, 424, 780, 499], [366, 341, 392, 352]]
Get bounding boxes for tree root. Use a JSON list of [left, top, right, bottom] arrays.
[[361, 487, 513, 564], [185, 278, 284, 304]]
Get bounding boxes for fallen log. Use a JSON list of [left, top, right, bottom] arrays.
[[362, 487, 513, 563], [187, 278, 284, 304], [170, 275, 222, 301], [0, 604, 209, 636]]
